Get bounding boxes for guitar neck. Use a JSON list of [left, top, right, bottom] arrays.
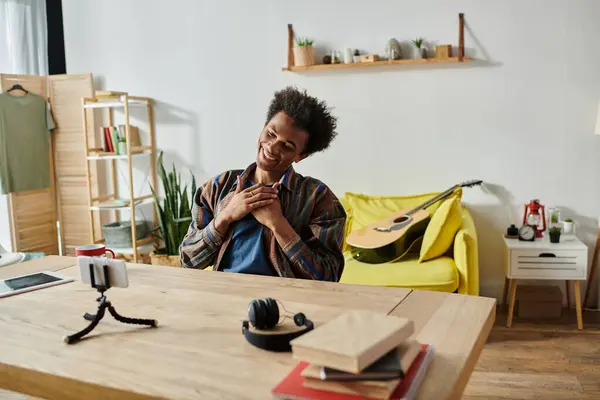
[[406, 186, 459, 215]]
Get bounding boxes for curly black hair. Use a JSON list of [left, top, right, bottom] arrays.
[[266, 86, 338, 155]]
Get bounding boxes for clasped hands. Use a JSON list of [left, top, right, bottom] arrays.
[[215, 176, 284, 234]]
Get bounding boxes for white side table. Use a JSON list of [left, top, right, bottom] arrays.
[[503, 234, 588, 329]]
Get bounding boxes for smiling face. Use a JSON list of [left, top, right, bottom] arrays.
[[256, 111, 309, 175]]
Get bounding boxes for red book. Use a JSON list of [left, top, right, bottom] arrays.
[[104, 127, 114, 152], [272, 344, 435, 400]]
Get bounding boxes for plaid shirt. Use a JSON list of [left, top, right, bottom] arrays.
[[179, 163, 346, 281]]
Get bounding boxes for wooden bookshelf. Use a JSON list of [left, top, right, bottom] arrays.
[[283, 13, 469, 72], [81, 92, 158, 263]]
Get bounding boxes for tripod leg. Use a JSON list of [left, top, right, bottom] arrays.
[[108, 305, 158, 327], [84, 312, 96, 321], [64, 304, 107, 344]]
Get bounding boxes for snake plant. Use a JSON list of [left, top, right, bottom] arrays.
[[150, 151, 196, 255]]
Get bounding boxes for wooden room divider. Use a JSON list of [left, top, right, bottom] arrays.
[[1, 73, 103, 255]]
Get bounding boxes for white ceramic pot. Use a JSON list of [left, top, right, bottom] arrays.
[[118, 142, 127, 155], [344, 48, 353, 64], [563, 221, 574, 234], [413, 46, 422, 59], [353, 55, 361, 63]]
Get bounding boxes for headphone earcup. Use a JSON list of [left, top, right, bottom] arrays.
[[249, 298, 280, 329], [248, 299, 261, 329], [263, 297, 280, 329], [294, 312, 306, 326], [249, 299, 269, 329]]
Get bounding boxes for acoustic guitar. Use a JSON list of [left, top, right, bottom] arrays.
[[345, 180, 483, 264]]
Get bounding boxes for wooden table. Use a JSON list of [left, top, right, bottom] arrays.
[[0, 256, 496, 400]]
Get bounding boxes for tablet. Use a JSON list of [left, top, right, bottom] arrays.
[[0, 270, 74, 298]]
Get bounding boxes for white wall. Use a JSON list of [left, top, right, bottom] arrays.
[[62, 0, 600, 302]]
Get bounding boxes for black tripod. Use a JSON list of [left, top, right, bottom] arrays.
[[64, 262, 158, 344]]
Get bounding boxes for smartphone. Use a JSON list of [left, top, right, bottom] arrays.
[[0, 271, 74, 298], [77, 256, 129, 289]]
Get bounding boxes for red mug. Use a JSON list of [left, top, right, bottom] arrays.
[[75, 244, 115, 258]]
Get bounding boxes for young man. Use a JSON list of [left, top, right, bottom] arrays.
[[179, 86, 346, 281]]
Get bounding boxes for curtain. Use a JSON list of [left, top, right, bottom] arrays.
[[0, 0, 48, 75]]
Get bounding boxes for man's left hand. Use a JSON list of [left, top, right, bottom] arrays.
[[252, 183, 284, 229]]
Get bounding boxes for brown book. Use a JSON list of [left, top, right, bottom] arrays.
[[290, 310, 414, 374], [302, 363, 396, 388], [302, 375, 399, 399], [321, 340, 422, 381], [118, 125, 142, 151]]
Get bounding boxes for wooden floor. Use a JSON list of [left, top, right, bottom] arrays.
[[464, 307, 600, 400], [2, 307, 600, 400]]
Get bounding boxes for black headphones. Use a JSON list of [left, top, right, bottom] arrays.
[[242, 297, 314, 352]]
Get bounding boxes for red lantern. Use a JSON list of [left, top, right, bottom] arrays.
[[523, 199, 546, 238]]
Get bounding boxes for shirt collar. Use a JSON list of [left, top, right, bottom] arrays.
[[234, 163, 298, 193]]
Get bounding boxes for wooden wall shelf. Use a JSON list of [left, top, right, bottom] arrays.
[[282, 56, 472, 72], [283, 13, 468, 72]]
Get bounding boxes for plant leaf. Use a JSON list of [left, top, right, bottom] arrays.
[[150, 152, 199, 255], [190, 171, 197, 204]]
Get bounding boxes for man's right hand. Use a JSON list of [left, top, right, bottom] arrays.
[[214, 175, 278, 235]]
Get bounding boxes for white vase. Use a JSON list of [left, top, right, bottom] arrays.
[[344, 48, 353, 64], [118, 142, 127, 155], [413, 46, 422, 59], [563, 221, 574, 234]]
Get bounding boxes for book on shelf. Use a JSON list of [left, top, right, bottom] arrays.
[[289, 310, 414, 374], [95, 90, 123, 97], [101, 125, 142, 155], [272, 344, 435, 400]]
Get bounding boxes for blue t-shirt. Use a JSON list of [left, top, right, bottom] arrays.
[[220, 182, 276, 276]]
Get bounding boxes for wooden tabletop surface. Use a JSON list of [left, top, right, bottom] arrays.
[[0, 256, 495, 400]]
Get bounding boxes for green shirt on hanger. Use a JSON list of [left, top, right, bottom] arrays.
[[0, 92, 56, 194]]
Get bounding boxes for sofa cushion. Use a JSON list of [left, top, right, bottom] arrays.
[[419, 193, 463, 262], [343, 191, 443, 233], [340, 253, 459, 292]]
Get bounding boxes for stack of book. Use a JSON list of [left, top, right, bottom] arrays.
[[101, 125, 142, 155], [272, 310, 435, 400]]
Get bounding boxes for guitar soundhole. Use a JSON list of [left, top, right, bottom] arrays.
[[393, 215, 410, 224]]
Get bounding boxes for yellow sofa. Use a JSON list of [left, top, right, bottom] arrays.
[[338, 192, 479, 296]]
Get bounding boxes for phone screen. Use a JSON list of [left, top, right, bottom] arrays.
[[2, 273, 62, 292]]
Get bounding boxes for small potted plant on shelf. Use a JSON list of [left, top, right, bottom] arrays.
[[563, 218, 574, 234], [353, 49, 361, 63], [412, 37, 426, 59], [548, 225, 562, 243], [118, 137, 127, 156], [293, 37, 316, 66], [550, 210, 560, 226], [149, 151, 196, 267]]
